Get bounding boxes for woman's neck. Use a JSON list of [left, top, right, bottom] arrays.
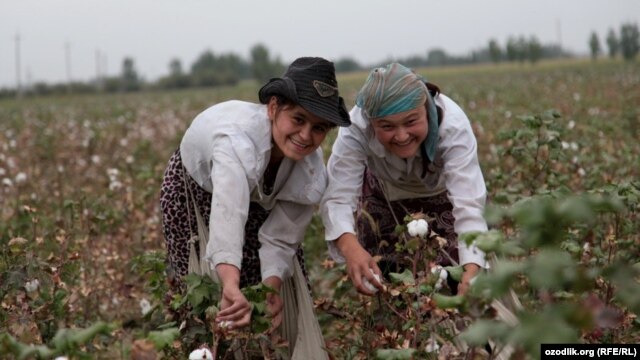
[[269, 143, 284, 165]]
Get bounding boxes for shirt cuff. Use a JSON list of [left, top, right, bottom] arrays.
[[262, 265, 290, 282], [207, 251, 242, 271], [327, 239, 346, 263], [324, 218, 356, 242], [457, 240, 488, 268]]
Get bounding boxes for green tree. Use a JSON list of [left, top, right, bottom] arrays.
[[426, 48, 448, 66], [159, 58, 190, 89], [606, 28, 620, 58], [334, 57, 362, 73], [505, 37, 519, 61], [516, 36, 529, 63], [121, 57, 141, 91], [190, 50, 241, 87], [190, 50, 218, 86], [250, 43, 283, 84], [620, 22, 640, 61], [488, 39, 502, 63], [528, 36, 543, 64], [588, 32, 601, 60]]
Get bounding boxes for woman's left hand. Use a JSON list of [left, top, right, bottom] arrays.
[[458, 263, 481, 295]]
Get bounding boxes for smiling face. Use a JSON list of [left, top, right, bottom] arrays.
[[267, 96, 332, 162], [371, 104, 428, 159]]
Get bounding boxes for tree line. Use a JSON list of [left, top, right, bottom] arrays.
[[588, 22, 640, 61], [3, 23, 636, 99]]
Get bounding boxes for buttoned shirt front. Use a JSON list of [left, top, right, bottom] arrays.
[[180, 100, 327, 280], [320, 94, 487, 267]]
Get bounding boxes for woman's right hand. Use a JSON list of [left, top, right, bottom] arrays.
[[215, 264, 252, 329], [336, 233, 383, 296]]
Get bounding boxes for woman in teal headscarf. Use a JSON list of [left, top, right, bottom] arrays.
[[320, 63, 488, 295]]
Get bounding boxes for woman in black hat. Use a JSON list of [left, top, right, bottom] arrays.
[[160, 57, 350, 330]]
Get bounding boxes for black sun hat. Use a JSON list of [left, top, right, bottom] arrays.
[[258, 57, 351, 127]]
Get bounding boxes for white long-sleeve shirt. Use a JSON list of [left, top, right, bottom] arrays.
[[320, 94, 487, 267], [180, 100, 327, 280]]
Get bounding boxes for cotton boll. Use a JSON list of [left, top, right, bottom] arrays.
[[15, 172, 27, 184], [424, 337, 440, 353], [139, 298, 152, 316], [407, 219, 429, 238], [188, 348, 213, 360], [218, 320, 233, 329], [430, 265, 448, 281], [25, 279, 40, 293], [362, 269, 382, 294], [431, 266, 448, 290]]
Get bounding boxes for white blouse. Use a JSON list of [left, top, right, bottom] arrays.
[[320, 94, 487, 267], [180, 100, 327, 280]]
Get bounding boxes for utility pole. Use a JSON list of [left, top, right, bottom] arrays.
[[15, 33, 22, 97], [65, 42, 72, 89], [95, 49, 100, 89]]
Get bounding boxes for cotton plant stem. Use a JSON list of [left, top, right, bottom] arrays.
[[380, 294, 410, 321], [439, 247, 459, 266]]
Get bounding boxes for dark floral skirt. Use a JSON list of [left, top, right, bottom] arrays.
[[356, 168, 459, 273]]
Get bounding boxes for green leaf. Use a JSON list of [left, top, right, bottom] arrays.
[[389, 269, 415, 285], [251, 316, 271, 334], [188, 285, 211, 308], [560, 240, 582, 254], [147, 327, 179, 349], [375, 348, 416, 360], [50, 322, 112, 353], [444, 265, 463, 282], [459, 231, 482, 246], [528, 249, 576, 290], [473, 230, 504, 252], [461, 320, 511, 345], [404, 237, 420, 253], [433, 294, 465, 309], [508, 311, 579, 359], [68, 321, 112, 345]]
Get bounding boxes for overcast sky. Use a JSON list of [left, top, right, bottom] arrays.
[[1, 0, 638, 88]]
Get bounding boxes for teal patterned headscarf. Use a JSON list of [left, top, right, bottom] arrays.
[[356, 63, 439, 162]]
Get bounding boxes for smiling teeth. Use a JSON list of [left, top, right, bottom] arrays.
[[291, 139, 309, 148]]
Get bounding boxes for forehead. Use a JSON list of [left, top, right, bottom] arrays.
[[372, 105, 425, 123], [288, 104, 332, 126]]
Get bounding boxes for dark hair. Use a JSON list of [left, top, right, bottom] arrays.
[[425, 82, 441, 98]]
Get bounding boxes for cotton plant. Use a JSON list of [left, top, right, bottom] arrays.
[[334, 212, 469, 357], [398, 213, 450, 255]]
